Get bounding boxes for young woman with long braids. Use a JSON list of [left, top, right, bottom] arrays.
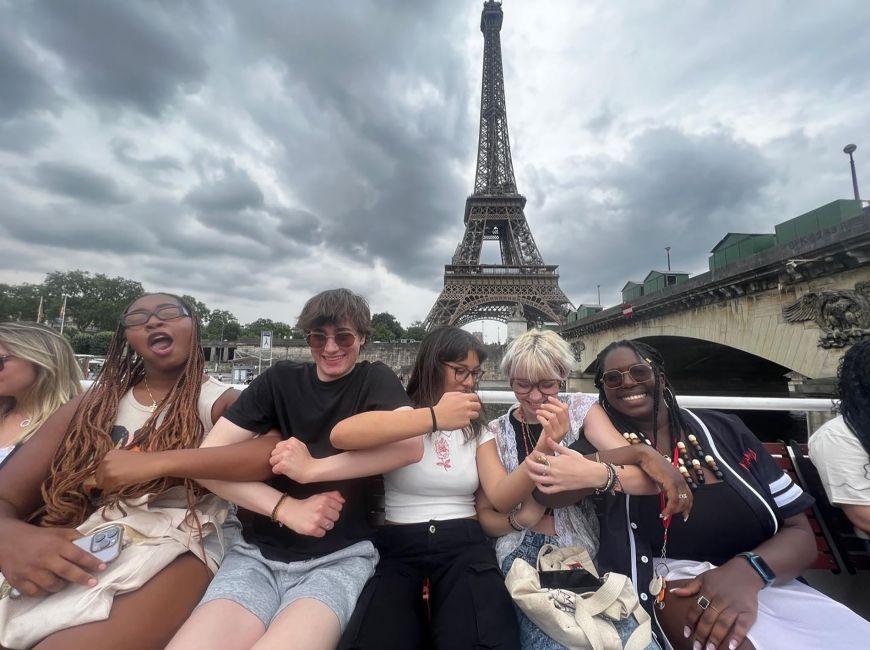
[[534, 339, 870, 650], [0, 293, 275, 649], [810, 338, 870, 538], [0, 322, 82, 471]]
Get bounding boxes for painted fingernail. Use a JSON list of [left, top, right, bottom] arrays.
[[693, 641, 702, 650], [683, 626, 691, 638], [707, 644, 716, 650], [87, 578, 98, 587], [684, 514, 690, 522], [729, 641, 738, 650]]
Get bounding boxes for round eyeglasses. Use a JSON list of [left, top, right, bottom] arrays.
[[122, 304, 190, 328], [442, 362, 485, 383], [510, 378, 562, 396]]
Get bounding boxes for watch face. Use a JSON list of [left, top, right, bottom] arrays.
[[741, 552, 775, 585]]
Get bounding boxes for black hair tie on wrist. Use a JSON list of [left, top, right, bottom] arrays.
[[429, 406, 438, 433]]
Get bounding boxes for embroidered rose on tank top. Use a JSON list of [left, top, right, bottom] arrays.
[[434, 434, 452, 470]]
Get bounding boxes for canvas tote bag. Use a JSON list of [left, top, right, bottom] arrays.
[[0, 487, 227, 649], [505, 544, 652, 650]]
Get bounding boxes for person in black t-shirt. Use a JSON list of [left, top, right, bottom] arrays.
[[164, 289, 420, 650]]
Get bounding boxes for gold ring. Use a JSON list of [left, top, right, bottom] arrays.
[[536, 454, 548, 464], [678, 493, 688, 500]]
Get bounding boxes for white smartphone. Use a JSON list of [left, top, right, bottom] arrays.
[[72, 524, 124, 563], [9, 525, 124, 599]]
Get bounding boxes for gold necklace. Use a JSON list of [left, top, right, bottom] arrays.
[[516, 410, 539, 457], [143, 376, 158, 412]]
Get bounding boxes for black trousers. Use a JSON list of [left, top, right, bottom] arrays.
[[339, 519, 520, 650]]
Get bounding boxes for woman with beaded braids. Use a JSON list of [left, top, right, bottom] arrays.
[[0, 293, 277, 649], [810, 338, 870, 539], [533, 339, 870, 650]]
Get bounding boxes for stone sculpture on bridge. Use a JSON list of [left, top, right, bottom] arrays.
[[782, 281, 870, 348]]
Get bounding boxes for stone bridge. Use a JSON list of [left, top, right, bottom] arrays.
[[562, 212, 870, 385]]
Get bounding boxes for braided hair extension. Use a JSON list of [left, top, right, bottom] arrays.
[[593, 339, 689, 449], [836, 338, 870, 458], [41, 294, 206, 527]]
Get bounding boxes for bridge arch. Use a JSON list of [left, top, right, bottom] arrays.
[[581, 335, 794, 397]]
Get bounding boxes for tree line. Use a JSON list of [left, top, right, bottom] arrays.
[[0, 271, 427, 356]]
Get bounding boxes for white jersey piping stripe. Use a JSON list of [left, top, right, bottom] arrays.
[[773, 483, 804, 509], [769, 473, 792, 494]]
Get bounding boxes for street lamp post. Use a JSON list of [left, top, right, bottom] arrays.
[[665, 246, 672, 271], [213, 319, 226, 372], [844, 144, 861, 201], [596, 284, 601, 305]]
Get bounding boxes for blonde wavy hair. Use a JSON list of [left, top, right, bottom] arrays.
[[500, 328, 577, 381], [0, 321, 83, 444]]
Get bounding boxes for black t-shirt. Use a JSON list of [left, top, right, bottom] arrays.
[[223, 360, 412, 562]]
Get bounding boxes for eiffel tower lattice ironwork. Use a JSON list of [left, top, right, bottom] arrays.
[[424, 0, 573, 331]]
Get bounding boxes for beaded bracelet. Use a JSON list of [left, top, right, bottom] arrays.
[[594, 463, 617, 495], [508, 509, 524, 532], [271, 493, 289, 527]]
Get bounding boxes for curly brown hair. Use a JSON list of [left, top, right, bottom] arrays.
[[40, 293, 206, 527]]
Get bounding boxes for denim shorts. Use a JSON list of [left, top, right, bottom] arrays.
[[199, 536, 378, 630]]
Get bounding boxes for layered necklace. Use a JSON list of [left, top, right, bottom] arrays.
[[516, 409, 542, 459]]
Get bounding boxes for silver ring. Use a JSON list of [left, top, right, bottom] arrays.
[[697, 595, 711, 610], [678, 493, 688, 500]]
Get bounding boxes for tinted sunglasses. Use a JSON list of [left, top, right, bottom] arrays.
[[305, 331, 359, 349], [601, 363, 654, 389], [122, 304, 190, 328], [510, 378, 562, 396]]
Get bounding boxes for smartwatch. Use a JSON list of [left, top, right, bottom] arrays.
[[736, 551, 776, 588]]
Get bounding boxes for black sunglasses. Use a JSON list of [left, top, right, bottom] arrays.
[[305, 331, 359, 349], [601, 363, 654, 389], [122, 304, 190, 328]]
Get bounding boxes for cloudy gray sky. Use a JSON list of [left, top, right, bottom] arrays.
[[1, 0, 868, 338]]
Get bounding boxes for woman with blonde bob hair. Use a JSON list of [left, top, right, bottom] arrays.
[[0, 322, 82, 469], [480, 329, 689, 649]]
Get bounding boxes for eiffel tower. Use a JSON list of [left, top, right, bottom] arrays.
[[424, 0, 574, 330]]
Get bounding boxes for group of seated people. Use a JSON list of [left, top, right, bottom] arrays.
[[0, 288, 868, 650]]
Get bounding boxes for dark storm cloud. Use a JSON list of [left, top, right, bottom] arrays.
[[273, 207, 324, 246], [534, 126, 775, 304], [21, 0, 210, 116], [33, 161, 132, 204], [227, 0, 475, 284], [0, 23, 61, 119], [185, 163, 265, 214], [0, 117, 56, 153], [111, 138, 183, 180], [1, 193, 154, 254]]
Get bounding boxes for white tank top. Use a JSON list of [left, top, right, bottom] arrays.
[[384, 427, 494, 523]]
